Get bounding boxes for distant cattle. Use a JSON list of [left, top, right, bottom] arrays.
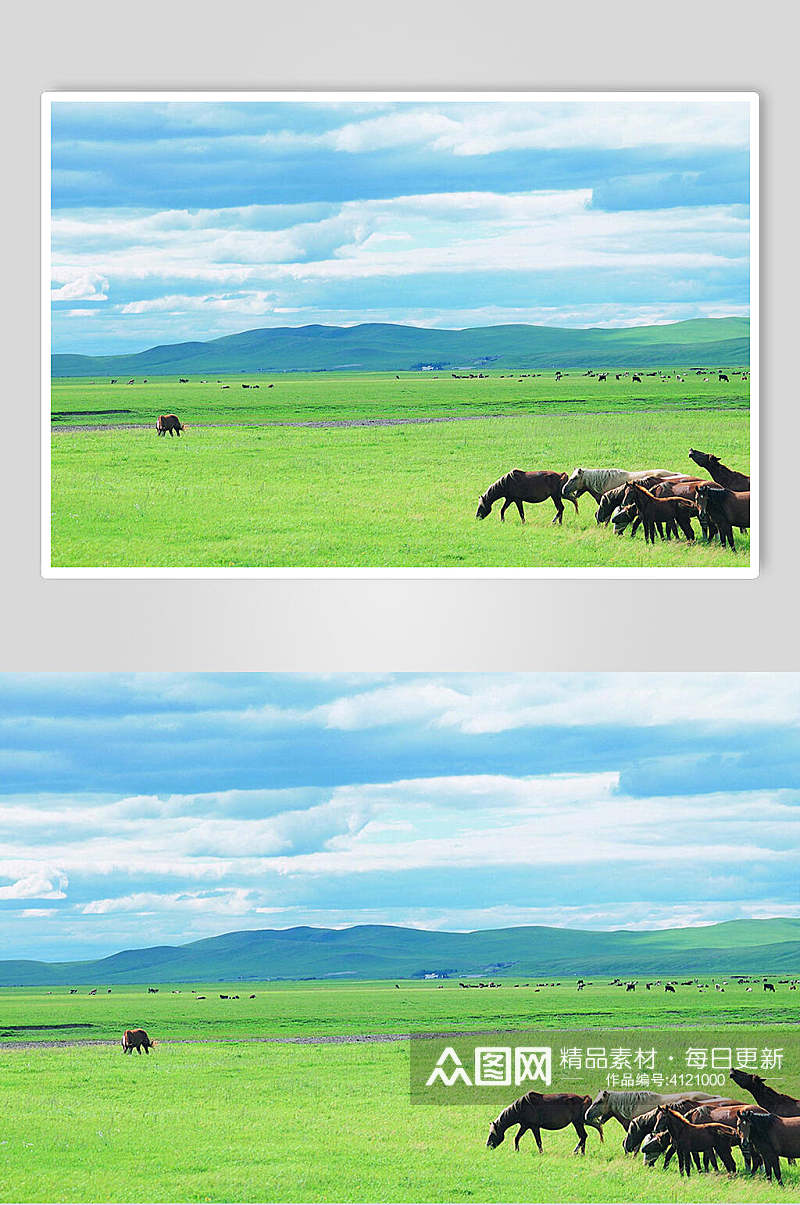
[[665, 984, 676, 993], [122, 1028, 155, 1054], [179, 378, 189, 383], [764, 982, 776, 992], [156, 414, 185, 437], [632, 374, 642, 383], [719, 373, 729, 382]]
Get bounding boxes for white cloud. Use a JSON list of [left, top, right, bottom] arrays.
[[50, 271, 108, 301]]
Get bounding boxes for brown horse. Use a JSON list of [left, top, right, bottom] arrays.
[[689, 1103, 762, 1173], [688, 448, 750, 491], [122, 1028, 155, 1054], [695, 485, 750, 551], [729, 1068, 800, 1116], [738, 1111, 800, 1183], [156, 414, 185, 437], [487, 1091, 603, 1154], [622, 481, 697, 543], [476, 470, 578, 525], [656, 1106, 738, 1176]]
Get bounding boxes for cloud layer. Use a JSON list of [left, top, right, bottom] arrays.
[[0, 673, 796, 960], [49, 99, 751, 352]]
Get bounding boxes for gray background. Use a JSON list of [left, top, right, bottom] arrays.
[[1, 0, 790, 670]]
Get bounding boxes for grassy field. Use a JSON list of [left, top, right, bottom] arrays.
[[0, 979, 797, 1202], [50, 371, 750, 569]]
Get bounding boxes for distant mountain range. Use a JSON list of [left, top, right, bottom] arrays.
[[2, 918, 795, 985], [51, 317, 750, 377]]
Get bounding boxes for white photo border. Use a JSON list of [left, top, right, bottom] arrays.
[[41, 90, 759, 579]]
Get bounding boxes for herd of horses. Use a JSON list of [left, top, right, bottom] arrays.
[[486, 1068, 800, 1183], [476, 448, 751, 552]]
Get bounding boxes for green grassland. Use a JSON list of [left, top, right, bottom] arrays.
[[51, 369, 749, 426], [50, 372, 750, 569], [1, 979, 796, 1202]]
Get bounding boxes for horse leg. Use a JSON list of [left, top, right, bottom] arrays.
[[499, 499, 510, 522], [717, 1146, 735, 1174], [515, 500, 525, 523], [514, 1124, 528, 1151], [571, 1120, 588, 1155], [532, 1126, 543, 1154], [551, 495, 564, 525]]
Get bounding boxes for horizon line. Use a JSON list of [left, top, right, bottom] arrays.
[[51, 313, 751, 362], [7, 913, 791, 967]]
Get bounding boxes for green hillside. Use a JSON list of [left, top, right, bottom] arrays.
[[52, 317, 750, 377], [2, 918, 794, 986]]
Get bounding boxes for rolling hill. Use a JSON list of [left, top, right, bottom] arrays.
[[51, 317, 750, 377], [1, 918, 795, 985]]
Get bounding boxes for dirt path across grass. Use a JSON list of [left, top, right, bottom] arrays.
[[2, 1029, 497, 1050], [51, 415, 515, 434], [50, 404, 735, 434]]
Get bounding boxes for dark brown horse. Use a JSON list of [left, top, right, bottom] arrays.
[[122, 1028, 155, 1054], [476, 470, 578, 525], [738, 1111, 800, 1183], [622, 481, 697, 543], [730, 1068, 800, 1116], [156, 414, 185, 437], [688, 448, 750, 491], [487, 1091, 603, 1154], [656, 1106, 738, 1176], [695, 485, 750, 551]]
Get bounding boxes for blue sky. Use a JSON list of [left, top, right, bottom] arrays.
[[0, 673, 797, 962], [49, 98, 751, 354]]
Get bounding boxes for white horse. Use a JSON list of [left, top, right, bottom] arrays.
[[561, 467, 679, 504], [585, 1088, 719, 1130]]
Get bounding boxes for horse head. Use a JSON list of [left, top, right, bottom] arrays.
[[562, 467, 584, 501], [485, 1121, 504, 1149], [475, 494, 492, 520], [585, 1090, 610, 1125], [730, 1066, 761, 1092]]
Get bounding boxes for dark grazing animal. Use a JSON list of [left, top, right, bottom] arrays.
[[688, 449, 750, 491], [122, 1028, 154, 1054], [476, 469, 578, 525], [695, 485, 750, 551], [486, 1091, 603, 1155], [655, 1106, 738, 1176], [738, 1110, 800, 1183], [156, 414, 185, 437], [764, 981, 776, 992]]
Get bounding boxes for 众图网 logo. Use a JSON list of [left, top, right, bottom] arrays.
[[426, 1046, 552, 1088]]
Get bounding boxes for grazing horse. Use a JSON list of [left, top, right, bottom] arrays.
[[475, 470, 577, 525], [656, 1106, 738, 1176], [688, 449, 750, 491], [622, 481, 697, 543], [738, 1111, 800, 1183], [695, 485, 749, 551], [561, 467, 677, 505], [486, 1091, 603, 1155], [122, 1028, 155, 1054], [730, 1068, 800, 1116], [156, 414, 185, 437], [585, 1088, 718, 1130]]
